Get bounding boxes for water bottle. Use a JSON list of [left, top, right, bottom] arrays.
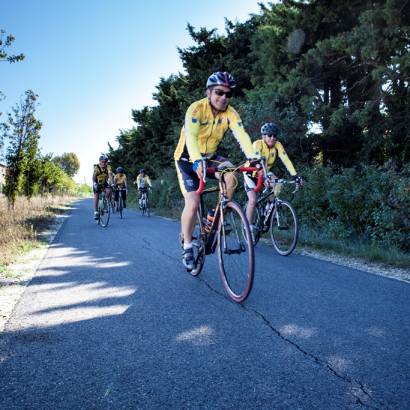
[[204, 208, 215, 233]]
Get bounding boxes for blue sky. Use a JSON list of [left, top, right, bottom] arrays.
[[1, 0, 269, 184]]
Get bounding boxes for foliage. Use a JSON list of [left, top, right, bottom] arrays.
[[293, 164, 410, 252], [1, 90, 41, 205], [52, 152, 80, 177], [107, 1, 410, 258], [0, 29, 25, 64]]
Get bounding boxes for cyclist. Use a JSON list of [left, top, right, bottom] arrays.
[[134, 169, 152, 209], [244, 122, 303, 233], [113, 166, 128, 210], [174, 71, 260, 270], [92, 154, 113, 220]]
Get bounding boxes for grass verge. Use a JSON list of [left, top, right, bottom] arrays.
[[0, 194, 75, 269]]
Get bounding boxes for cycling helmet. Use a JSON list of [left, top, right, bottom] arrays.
[[261, 123, 279, 136], [116, 167, 124, 173], [99, 154, 108, 161], [206, 71, 236, 89], [139, 168, 145, 173]]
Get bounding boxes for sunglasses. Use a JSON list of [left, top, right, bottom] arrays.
[[264, 134, 277, 138], [213, 89, 232, 98]]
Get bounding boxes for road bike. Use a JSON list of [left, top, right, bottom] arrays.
[[115, 187, 126, 219], [245, 177, 299, 255], [96, 190, 111, 227], [180, 163, 262, 303], [139, 188, 150, 217]]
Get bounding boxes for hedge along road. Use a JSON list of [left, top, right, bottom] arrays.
[[0, 198, 409, 409]]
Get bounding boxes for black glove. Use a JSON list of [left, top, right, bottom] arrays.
[[294, 175, 304, 185]]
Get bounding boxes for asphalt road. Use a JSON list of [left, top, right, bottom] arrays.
[[0, 199, 409, 409]]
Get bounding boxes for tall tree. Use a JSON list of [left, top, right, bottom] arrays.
[[52, 152, 80, 177], [1, 90, 41, 205]]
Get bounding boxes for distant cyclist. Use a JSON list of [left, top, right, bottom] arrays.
[[174, 71, 260, 270], [244, 122, 303, 232], [113, 166, 128, 210], [134, 169, 152, 208], [92, 154, 113, 220]]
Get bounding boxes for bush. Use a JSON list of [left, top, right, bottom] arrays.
[[294, 164, 410, 251]]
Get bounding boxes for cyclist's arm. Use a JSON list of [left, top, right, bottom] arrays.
[[124, 175, 128, 189], [184, 102, 203, 162], [228, 107, 258, 159], [108, 169, 114, 186], [146, 176, 152, 187], [276, 142, 297, 176]]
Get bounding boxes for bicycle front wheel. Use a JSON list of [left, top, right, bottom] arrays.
[[118, 196, 123, 219], [99, 196, 111, 227], [218, 201, 255, 303], [270, 200, 298, 255], [146, 196, 150, 217]]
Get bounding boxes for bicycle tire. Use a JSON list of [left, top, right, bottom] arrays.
[[146, 196, 150, 217], [218, 200, 255, 303], [188, 211, 206, 276], [99, 195, 110, 227], [118, 195, 123, 219], [270, 200, 298, 256]]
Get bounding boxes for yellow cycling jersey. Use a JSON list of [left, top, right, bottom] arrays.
[[174, 97, 256, 162], [93, 164, 112, 184], [114, 174, 126, 187], [135, 175, 151, 188], [253, 139, 297, 176]]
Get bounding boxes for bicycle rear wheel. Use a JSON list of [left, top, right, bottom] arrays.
[[99, 196, 111, 227], [270, 200, 298, 255], [218, 201, 255, 303], [188, 211, 206, 276]]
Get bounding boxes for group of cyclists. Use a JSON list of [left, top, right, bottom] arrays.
[[93, 70, 303, 271], [92, 158, 152, 220]]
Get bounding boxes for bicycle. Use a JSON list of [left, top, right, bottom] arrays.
[[139, 188, 150, 217], [96, 189, 111, 227], [115, 187, 126, 219], [180, 163, 263, 303], [245, 176, 299, 255]]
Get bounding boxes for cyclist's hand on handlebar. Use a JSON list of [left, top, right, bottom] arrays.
[[93, 182, 98, 191], [294, 174, 304, 187]]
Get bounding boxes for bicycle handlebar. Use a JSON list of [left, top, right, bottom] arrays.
[[196, 166, 263, 194]]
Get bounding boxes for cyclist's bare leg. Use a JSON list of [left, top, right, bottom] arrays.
[[246, 190, 257, 224], [181, 191, 200, 244], [105, 187, 112, 201], [216, 171, 236, 199], [93, 192, 99, 211]]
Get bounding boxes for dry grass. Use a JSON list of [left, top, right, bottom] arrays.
[[0, 194, 73, 266]]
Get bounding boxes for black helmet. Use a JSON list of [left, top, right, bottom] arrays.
[[206, 71, 236, 89], [116, 167, 124, 173], [99, 154, 108, 161], [139, 168, 145, 173], [261, 123, 279, 136]]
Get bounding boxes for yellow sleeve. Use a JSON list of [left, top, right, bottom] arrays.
[[228, 107, 257, 159], [146, 176, 152, 186], [184, 102, 202, 162], [276, 142, 297, 176]]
